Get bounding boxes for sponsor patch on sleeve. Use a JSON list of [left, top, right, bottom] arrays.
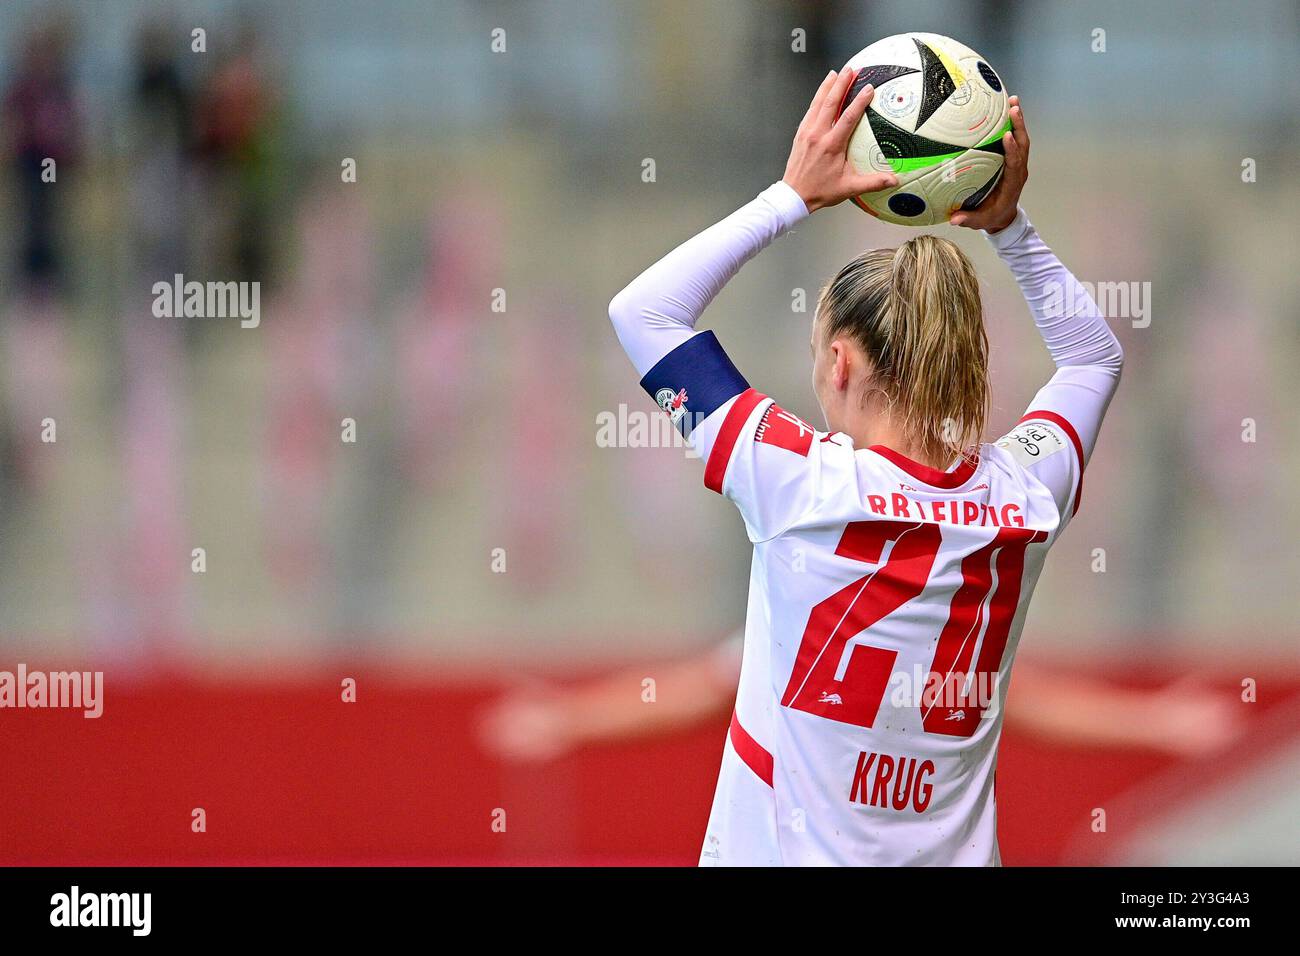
[[754, 403, 814, 457], [995, 419, 1068, 469]]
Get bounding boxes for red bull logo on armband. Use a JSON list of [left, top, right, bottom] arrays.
[[654, 387, 689, 425]]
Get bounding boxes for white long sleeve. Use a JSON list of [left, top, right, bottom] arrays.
[[608, 181, 809, 378], [987, 207, 1123, 464]]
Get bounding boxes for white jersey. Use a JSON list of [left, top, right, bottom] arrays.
[[609, 183, 1122, 866], [691, 391, 1083, 866]]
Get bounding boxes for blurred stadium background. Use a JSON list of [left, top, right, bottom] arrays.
[[0, 0, 1297, 865]]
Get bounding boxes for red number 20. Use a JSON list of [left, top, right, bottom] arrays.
[[780, 521, 1046, 738]]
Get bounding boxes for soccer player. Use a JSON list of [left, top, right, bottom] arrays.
[[607, 69, 1123, 865]]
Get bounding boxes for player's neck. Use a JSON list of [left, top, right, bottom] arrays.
[[847, 414, 951, 472]]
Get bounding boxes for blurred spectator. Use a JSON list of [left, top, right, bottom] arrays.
[[110, 18, 203, 654], [129, 16, 196, 283], [3, 16, 79, 292], [1, 17, 81, 494], [263, 172, 377, 597], [193, 18, 286, 286]]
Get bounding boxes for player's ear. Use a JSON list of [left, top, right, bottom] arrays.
[[830, 338, 853, 391]]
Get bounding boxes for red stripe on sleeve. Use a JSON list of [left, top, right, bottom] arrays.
[[1018, 408, 1085, 515], [704, 388, 765, 494], [728, 710, 774, 788]]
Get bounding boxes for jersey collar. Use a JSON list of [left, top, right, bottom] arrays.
[[867, 445, 979, 489]]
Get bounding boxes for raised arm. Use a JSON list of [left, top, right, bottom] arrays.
[[952, 96, 1122, 517], [607, 182, 809, 378], [609, 67, 898, 379], [606, 68, 899, 539], [986, 206, 1124, 465]]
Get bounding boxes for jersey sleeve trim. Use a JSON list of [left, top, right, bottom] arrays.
[[1018, 408, 1085, 514], [866, 445, 979, 489], [638, 330, 749, 437], [704, 388, 766, 494], [728, 709, 774, 787]]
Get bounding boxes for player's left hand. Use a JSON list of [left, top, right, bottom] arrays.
[[783, 67, 900, 213], [949, 95, 1029, 233]]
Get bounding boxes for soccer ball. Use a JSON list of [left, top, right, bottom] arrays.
[[840, 33, 1010, 226]]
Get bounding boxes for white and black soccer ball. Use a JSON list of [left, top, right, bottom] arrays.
[[840, 33, 1010, 226]]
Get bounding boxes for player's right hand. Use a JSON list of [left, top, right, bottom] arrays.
[[782, 67, 899, 213], [950, 95, 1029, 233]]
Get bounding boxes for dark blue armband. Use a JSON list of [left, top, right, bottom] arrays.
[[640, 331, 749, 437]]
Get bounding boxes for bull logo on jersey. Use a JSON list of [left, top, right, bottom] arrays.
[[654, 387, 689, 425], [755, 404, 814, 457], [818, 691, 843, 705]]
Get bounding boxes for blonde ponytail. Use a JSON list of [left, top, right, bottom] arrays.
[[816, 235, 988, 466]]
